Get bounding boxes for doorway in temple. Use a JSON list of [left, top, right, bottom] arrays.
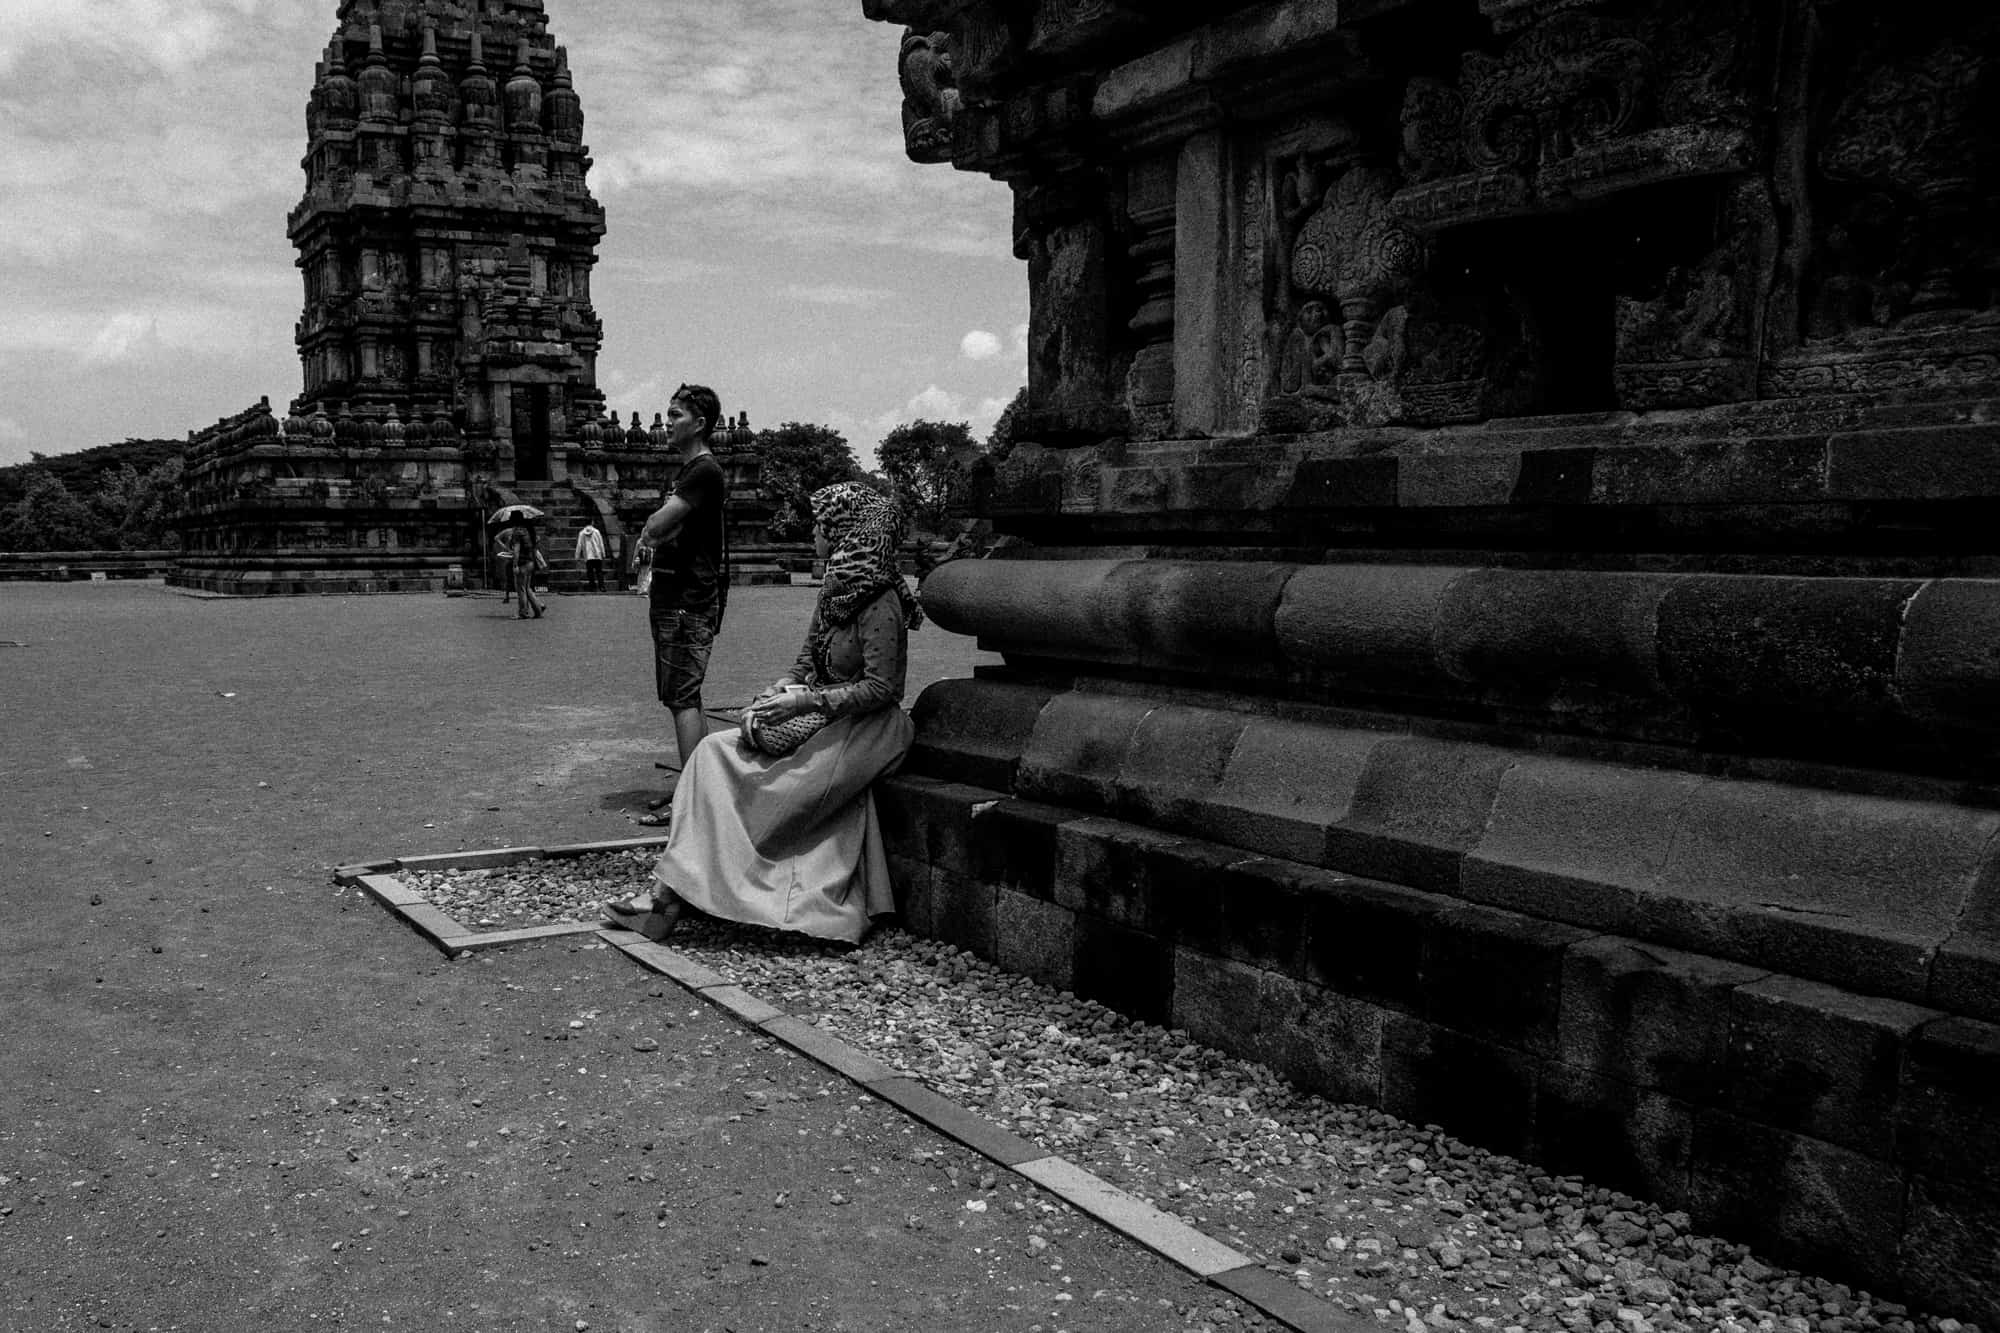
[[511, 385, 551, 483]]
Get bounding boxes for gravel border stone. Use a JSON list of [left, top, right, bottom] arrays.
[[347, 849, 1989, 1333]]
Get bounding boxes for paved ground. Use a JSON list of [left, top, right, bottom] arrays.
[[0, 583, 1232, 1332]]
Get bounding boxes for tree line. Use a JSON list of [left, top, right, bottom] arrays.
[[0, 440, 185, 553], [754, 386, 1024, 543]]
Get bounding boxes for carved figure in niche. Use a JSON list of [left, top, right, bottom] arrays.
[[899, 30, 960, 164], [1807, 194, 1920, 339], [1814, 24, 1995, 331], [1278, 300, 1344, 394], [1618, 264, 1740, 363], [1291, 165, 1424, 376]]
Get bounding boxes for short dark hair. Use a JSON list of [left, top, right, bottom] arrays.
[[671, 383, 721, 439]]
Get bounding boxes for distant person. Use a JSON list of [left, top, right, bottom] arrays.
[[494, 529, 516, 604], [604, 482, 923, 943], [575, 520, 606, 592], [632, 383, 729, 825], [503, 523, 547, 619]]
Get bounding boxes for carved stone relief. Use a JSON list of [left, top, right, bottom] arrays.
[[899, 29, 960, 164]]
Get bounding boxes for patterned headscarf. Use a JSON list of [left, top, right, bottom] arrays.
[[809, 482, 923, 632]]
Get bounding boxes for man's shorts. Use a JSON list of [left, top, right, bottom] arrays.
[[650, 605, 717, 711]]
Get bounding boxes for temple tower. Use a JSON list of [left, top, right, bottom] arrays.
[[290, 0, 607, 476], [173, 1, 780, 595]]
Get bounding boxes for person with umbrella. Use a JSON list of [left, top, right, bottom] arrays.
[[489, 504, 548, 619]]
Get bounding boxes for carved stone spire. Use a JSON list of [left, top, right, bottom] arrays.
[[504, 38, 543, 133], [357, 22, 396, 124], [411, 20, 452, 125], [546, 45, 583, 144], [318, 37, 357, 130], [459, 31, 500, 133]]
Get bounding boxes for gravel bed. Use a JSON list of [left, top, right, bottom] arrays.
[[401, 858, 1983, 1333]]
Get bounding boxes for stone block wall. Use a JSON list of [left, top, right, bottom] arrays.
[[878, 752, 2000, 1314]]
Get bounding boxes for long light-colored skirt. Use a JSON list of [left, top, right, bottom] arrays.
[[651, 706, 915, 944]]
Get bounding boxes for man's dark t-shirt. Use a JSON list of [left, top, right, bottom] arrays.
[[650, 452, 726, 617]]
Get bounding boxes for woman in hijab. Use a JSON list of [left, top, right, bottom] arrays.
[[605, 482, 923, 945]]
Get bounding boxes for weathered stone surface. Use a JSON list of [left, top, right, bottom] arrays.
[[927, 867, 998, 962], [966, 797, 1080, 900], [1189, 718, 1391, 865], [1534, 1064, 1696, 1213], [919, 559, 1125, 663], [1153, 848, 1320, 978], [1107, 701, 1248, 828], [1106, 559, 1294, 674], [1725, 975, 1937, 1160], [1333, 737, 1512, 892], [1462, 756, 1698, 934], [1650, 780, 1999, 1002], [1420, 902, 1596, 1058], [1272, 565, 1466, 699], [906, 677, 1054, 791], [1557, 935, 1767, 1103], [1900, 1173, 2000, 1322], [1052, 815, 1183, 934], [994, 888, 1076, 994], [1016, 690, 1153, 811], [1072, 914, 1174, 1027], [1895, 579, 2000, 743], [1688, 1114, 1906, 1293], [1172, 949, 1385, 1107], [1656, 575, 1923, 749], [1434, 569, 1671, 711], [1897, 1016, 2000, 1188], [1301, 876, 1454, 1015], [1381, 1015, 1538, 1158]]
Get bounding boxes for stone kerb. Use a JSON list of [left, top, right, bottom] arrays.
[[923, 558, 2000, 777]]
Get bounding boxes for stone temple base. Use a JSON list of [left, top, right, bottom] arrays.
[[876, 671, 2000, 1318], [168, 554, 463, 596]]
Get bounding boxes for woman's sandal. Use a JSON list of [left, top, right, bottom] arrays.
[[634, 807, 671, 828], [603, 894, 681, 942]]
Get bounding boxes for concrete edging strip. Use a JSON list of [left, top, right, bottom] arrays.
[[600, 927, 1375, 1333]]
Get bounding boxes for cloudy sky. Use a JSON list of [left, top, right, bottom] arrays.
[[0, 0, 1028, 471]]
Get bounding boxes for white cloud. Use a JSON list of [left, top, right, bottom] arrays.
[[960, 329, 1002, 361], [80, 313, 162, 366], [0, 416, 25, 441]]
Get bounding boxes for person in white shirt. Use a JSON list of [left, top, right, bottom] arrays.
[[575, 520, 606, 592]]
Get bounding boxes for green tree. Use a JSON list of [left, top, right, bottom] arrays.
[[986, 387, 1028, 459], [877, 419, 978, 535], [754, 422, 863, 541], [0, 468, 100, 551]]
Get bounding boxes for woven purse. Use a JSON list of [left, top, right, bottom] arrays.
[[740, 692, 831, 757]]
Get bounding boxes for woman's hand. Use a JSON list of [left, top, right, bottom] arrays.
[[747, 688, 818, 725]]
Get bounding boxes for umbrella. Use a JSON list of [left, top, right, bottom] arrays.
[[488, 503, 545, 528]]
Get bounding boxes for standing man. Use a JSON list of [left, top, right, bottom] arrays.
[[575, 519, 606, 592], [634, 383, 728, 826]]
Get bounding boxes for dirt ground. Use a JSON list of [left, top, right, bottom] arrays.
[[0, 583, 1227, 1332]]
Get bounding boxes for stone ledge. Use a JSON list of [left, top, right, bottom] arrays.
[[897, 681, 2000, 1013], [922, 559, 2000, 777]]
